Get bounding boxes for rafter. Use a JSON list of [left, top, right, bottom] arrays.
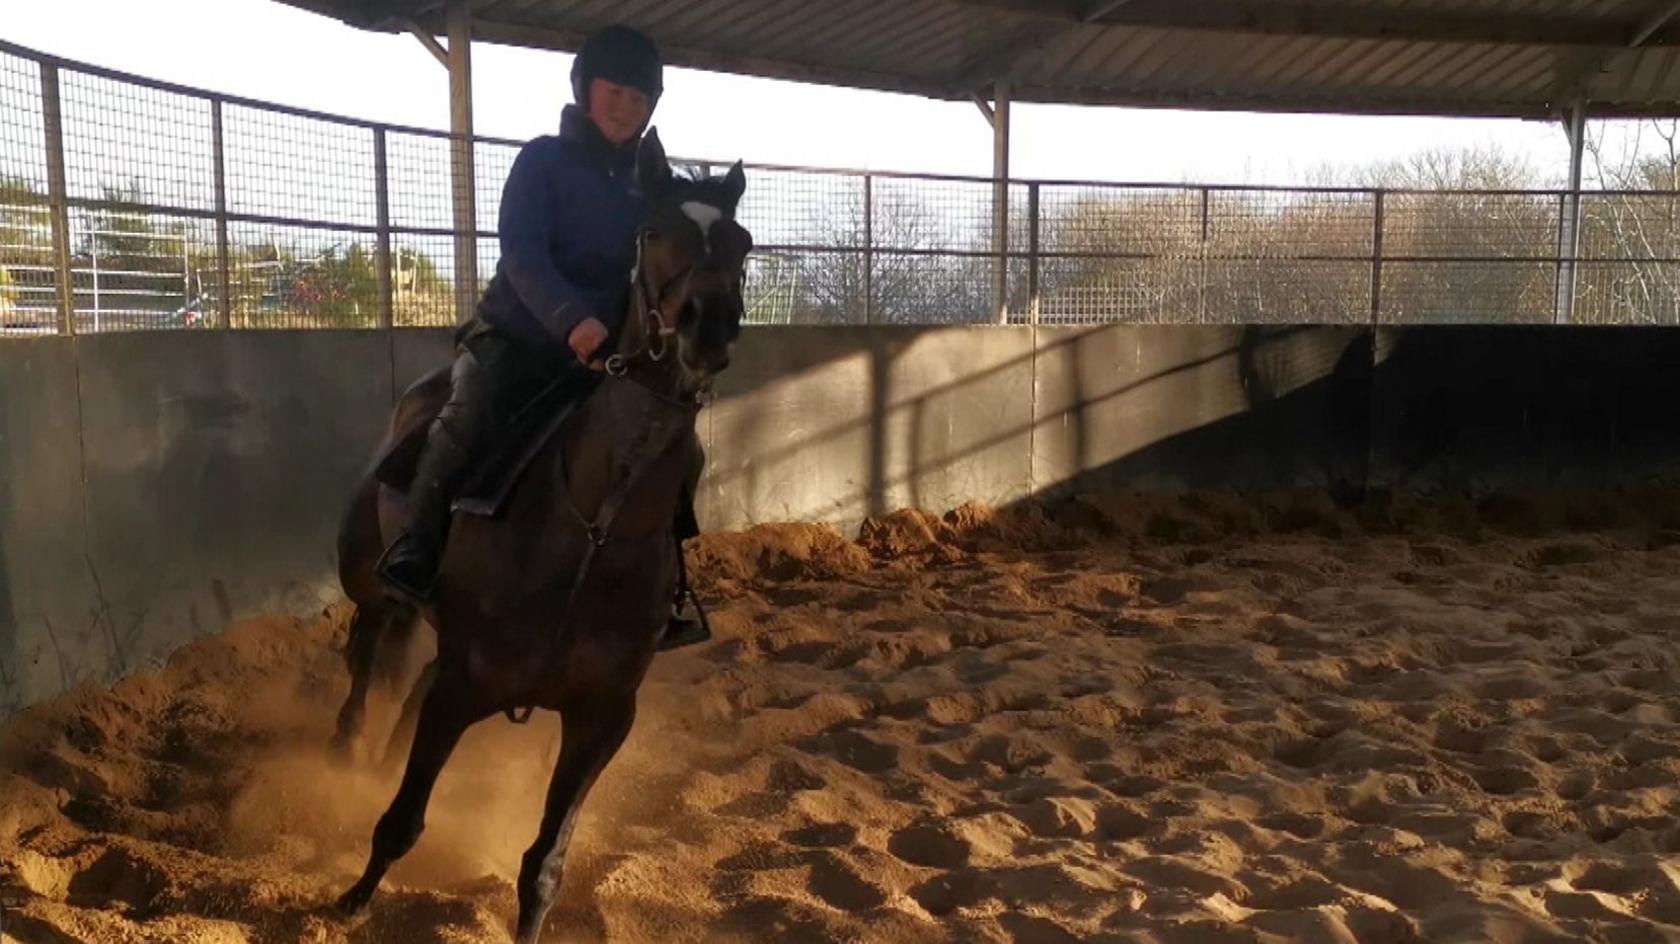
[[951, 0, 1680, 48]]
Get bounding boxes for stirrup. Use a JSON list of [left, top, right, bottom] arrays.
[[659, 591, 711, 652]]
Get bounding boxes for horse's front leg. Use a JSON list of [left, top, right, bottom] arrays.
[[514, 694, 638, 943], [381, 656, 439, 772], [336, 669, 479, 917]]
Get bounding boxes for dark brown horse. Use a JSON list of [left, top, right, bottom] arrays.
[[328, 129, 751, 943]]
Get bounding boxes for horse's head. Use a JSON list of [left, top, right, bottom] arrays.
[[616, 128, 752, 392]]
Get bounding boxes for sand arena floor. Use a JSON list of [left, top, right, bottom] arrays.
[[7, 489, 1680, 943]]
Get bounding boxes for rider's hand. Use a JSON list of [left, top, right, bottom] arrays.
[[567, 317, 609, 366]]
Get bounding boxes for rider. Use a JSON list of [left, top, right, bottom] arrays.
[[377, 24, 708, 647]]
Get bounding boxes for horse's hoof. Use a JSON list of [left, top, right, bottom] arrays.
[[334, 883, 373, 918]]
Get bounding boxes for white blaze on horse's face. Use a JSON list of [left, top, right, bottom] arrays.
[[681, 201, 723, 254]]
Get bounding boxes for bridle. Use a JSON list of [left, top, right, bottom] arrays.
[[546, 227, 705, 658], [531, 213, 745, 672], [604, 228, 692, 377]]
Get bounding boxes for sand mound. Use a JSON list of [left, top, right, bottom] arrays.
[[689, 522, 872, 592], [8, 487, 1680, 942]]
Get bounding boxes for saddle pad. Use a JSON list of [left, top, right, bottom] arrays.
[[374, 366, 602, 520]]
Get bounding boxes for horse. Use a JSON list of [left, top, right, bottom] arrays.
[[327, 128, 752, 943]]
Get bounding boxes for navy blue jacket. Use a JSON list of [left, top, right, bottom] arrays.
[[476, 105, 647, 352]]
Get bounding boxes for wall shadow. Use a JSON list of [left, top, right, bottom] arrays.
[[9, 321, 1680, 714]]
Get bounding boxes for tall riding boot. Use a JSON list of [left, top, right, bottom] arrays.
[[376, 421, 475, 604]]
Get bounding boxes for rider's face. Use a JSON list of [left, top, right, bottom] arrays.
[[588, 79, 652, 146]]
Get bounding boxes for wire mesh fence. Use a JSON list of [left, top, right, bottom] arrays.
[[4, 39, 1680, 335]]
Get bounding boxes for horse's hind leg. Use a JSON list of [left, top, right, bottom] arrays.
[[514, 697, 637, 944], [330, 603, 388, 760], [336, 672, 477, 917], [330, 600, 407, 762], [380, 656, 438, 773]]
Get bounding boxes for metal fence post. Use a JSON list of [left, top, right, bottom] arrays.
[[1556, 101, 1585, 326], [863, 172, 874, 324], [211, 97, 231, 329], [1370, 189, 1386, 324], [992, 80, 1010, 324], [1198, 186, 1210, 323], [1028, 182, 1040, 325], [374, 127, 393, 330], [40, 63, 74, 336], [90, 243, 99, 328], [1553, 192, 1567, 323]]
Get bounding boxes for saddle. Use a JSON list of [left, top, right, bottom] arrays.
[[373, 366, 603, 518], [370, 361, 712, 673]]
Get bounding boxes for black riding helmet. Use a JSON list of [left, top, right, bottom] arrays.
[[570, 25, 664, 110]]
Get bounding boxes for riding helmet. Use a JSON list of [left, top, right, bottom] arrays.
[[571, 25, 664, 107]]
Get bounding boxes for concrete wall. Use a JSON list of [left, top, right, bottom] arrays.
[[698, 324, 1371, 534], [1368, 326, 1680, 491], [1030, 325, 1370, 498], [1, 332, 400, 715], [5, 323, 1680, 713], [0, 338, 94, 717], [702, 327, 1036, 530]]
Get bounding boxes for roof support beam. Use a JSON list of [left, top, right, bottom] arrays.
[[986, 81, 1010, 324], [1549, 44, 1613, 112], [402, 2, 479, 324], [1555, 98, 1586, 326], [1632, 1, 1680, 47], [364, 0, 446, 31], [447, 0, 478, 325], [1550, 0, 1680, 108], [949, 0, 1129, 92], [402, 16, 449, 66], [954, 0, 1680, 48]]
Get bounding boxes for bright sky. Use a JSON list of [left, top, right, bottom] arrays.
[[6, 0, 1588, 187]]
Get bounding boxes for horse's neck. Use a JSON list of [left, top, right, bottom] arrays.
[[556, 375, 695, 537]]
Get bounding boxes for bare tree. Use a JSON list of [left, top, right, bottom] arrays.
[[1579, 120, 1680, 324], [1364, 146, 1553, 324], [1351, 144, 1542, 191], [770, 184, 994, 325], [1028, 144, 1566, 325], [1038, 186, 1373, 324]]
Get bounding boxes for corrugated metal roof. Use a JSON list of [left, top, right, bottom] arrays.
[[277, 0, 1680, 117]]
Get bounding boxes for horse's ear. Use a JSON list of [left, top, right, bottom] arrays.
[[638, 128, 673, 202], [722, 160, 746, 213]]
